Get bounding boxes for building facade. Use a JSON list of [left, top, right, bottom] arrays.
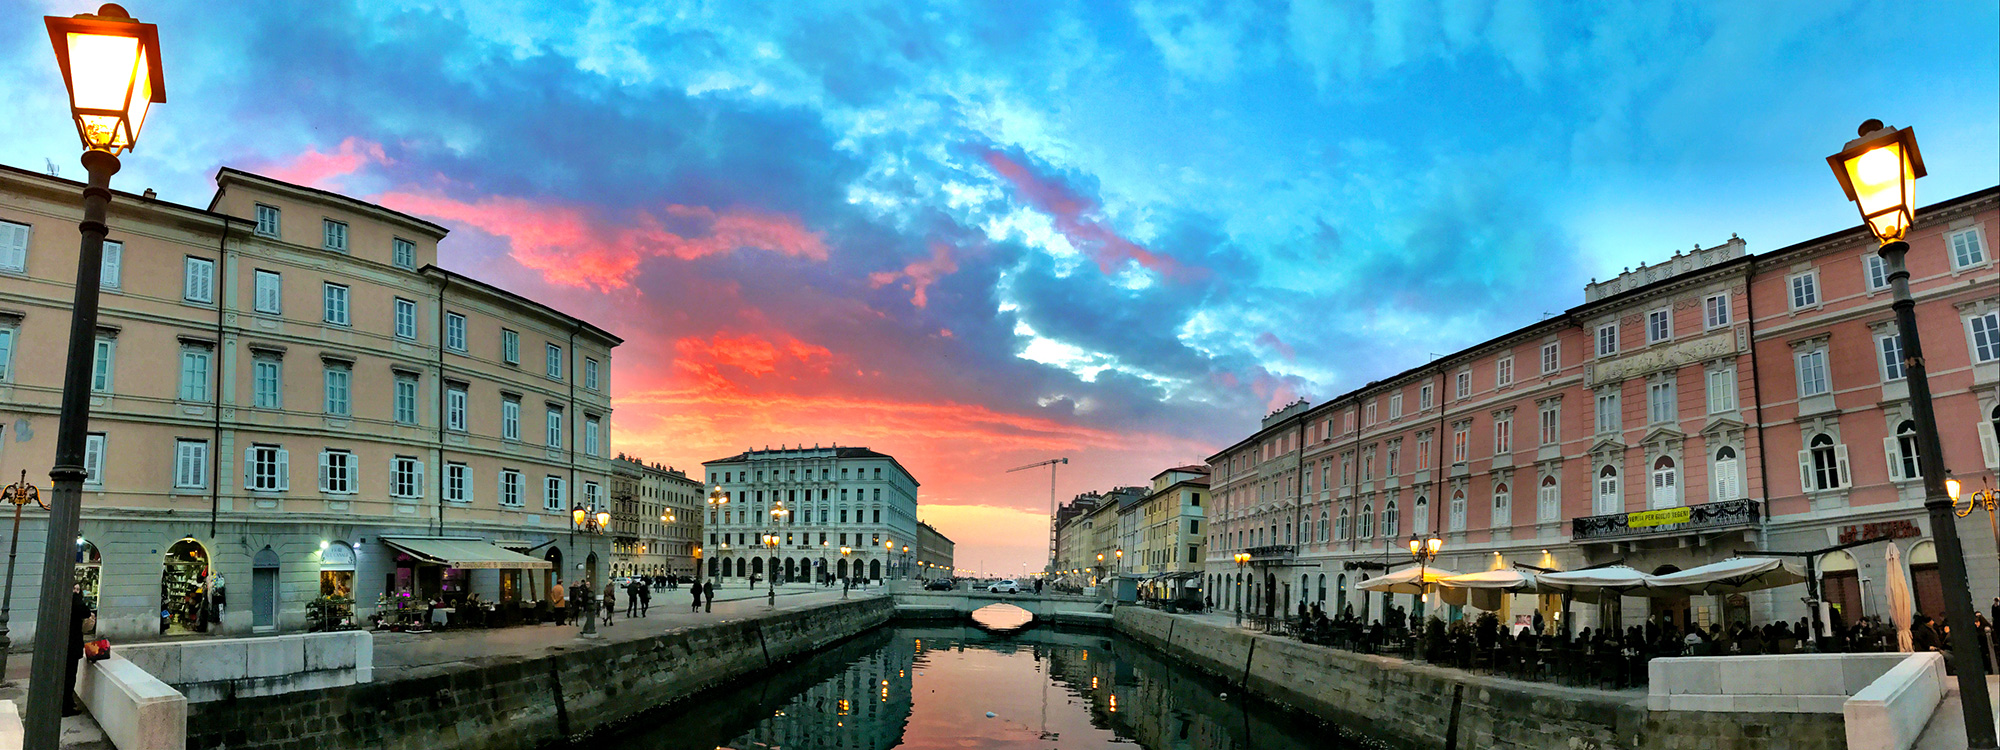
[[1206, 187, 1998, 634], [609, 455, 704, 578], [701, 445, 920, 584], [0, 165, 620, 641], [1123, 465, 1209, 600], [1052, 491, 1101, 584], [913, 521, 953, 580]]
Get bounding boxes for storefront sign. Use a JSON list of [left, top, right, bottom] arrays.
[[1837, 519, 1920, 544], [1627, 507, 1694, 528]]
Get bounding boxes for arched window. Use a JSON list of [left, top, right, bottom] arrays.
[[1807, 433, 1845, 491], [1317, 510, 1329, 543], [1893, 420, 1922, 480], [1596, 465, 1620, 514], [1359, 503, 1374, 538], [1713, 446, 1740, 500], [1413, 496, 1429, 535], [1538, 475, 1559, 521], [1984, 405, 2000, 468], [1383, 499, 1400, 537], [1449, 490, 1467, 531], [1492, 483, 1510, 529], [1336, 508, 1349, 540], [1650, 456, 1678, 509]]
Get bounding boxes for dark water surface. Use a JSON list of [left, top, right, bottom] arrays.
[[586, 605, 1392, 750]]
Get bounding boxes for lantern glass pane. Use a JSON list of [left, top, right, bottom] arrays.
[[127, 52, 153, 142], [65, 32, 140, 111], [1844, 141, 1915, 241]]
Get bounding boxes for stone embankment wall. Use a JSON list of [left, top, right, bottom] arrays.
[[1115, 607, 1846, 750], [184, 597, 894, 750]]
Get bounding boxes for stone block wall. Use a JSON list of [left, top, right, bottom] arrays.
[[184, 597, 893, 750]]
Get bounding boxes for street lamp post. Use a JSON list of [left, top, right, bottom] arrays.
[[1233, 552, 1250, 626], [1408, 532, 1442, 625], [572, 504, 609, 636], [1951, 479, 2000, 583], [0, 473, 49, 682], [706, 488, 728, 584], [768, 503, 788, 607], [1828, 119, 1994, 749], [30, 7, 165, 746], [840, 546, 852, 598]]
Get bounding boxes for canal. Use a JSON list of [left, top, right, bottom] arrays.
[[581, 604, 1393, 750]]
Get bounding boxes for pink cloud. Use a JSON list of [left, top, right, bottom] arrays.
[[258, 137, 390, 188], [1254, 331, 1296, 362], [868, 242, 960, 308], [975, 147, 1201, 281], [373, 190, 829, 291]]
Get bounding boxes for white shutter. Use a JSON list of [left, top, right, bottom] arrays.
[[413, 461, 425, 499], [1799, 450, 1814, 492], [1884, 437, 1903, 482], [0, 222, 27, 271], [1978, 421, 1999, 469], [245, 446, 256, 489], [101, 242, 121, 288], [318, 451, 331, 492], [1835, 445, 1851, 489], [275, 449, 290, 491], [463, 467, 474, 503]]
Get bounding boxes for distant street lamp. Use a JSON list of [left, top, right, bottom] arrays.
[[1951, 479, 2000, 578], [840, 546, 853, 598], [1829, 120, 1993, 750], [1408, 532, 1442, 622], [0, 472, 48, 681], [572, 503, 608, 637], [30, 6, 165, 746]]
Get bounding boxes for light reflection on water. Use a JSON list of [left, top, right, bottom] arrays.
[[588, 624, 1392, 750]]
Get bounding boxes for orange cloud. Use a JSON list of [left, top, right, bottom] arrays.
[[374, 190, 829, 291], [868, 242, 959, 308], [673, 330, 832, 381], [258, 137, 389, 188]]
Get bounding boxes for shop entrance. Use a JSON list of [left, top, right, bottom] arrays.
[[252, 547, 279, 629], [75, 537, 101, 635], [1820, 550, 1862, 626], [315, 542, 356, 632], [1909, 541, 1943, 619], [544, 547, 564, 600], [161, 538, 210, 635]]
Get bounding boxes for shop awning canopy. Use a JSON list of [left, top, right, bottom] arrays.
[[1644, 557, 1807, 596], [1355, 565, 1461, 595], [382, 537, 552, 570], [1437, 569, 1540, 610], [1532, 566, 1652, 603]]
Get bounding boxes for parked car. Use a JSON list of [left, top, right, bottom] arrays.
[[924, 578, 956, 591], [988, 579, 1021, 594]]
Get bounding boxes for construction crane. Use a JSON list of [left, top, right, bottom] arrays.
[[1008, 458, 1068, 577]]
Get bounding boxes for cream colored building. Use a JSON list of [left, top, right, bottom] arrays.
[[701, 445, 920, 584], [609, 455, 704, 578], [1124, 465, 1208, 600], [0, 164, 620, 641]]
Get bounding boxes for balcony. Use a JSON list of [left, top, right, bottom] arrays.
[[1571, 498, 1761, 543], [1246, 544, 1295, 561]]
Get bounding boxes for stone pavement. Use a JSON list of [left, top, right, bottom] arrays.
[[1915, 675, 2000, 750]]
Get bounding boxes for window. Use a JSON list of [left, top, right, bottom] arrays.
[[502, 396, 521, 440], [1496, 357, 1513, 387], [1970, 311, 2000, 364], [1983, 405, 2000, 470], [546, 344, 563, 379], [393, 238, 416, 269], [100, 240, 121, 289], [393, 373, 418, 424], [323, 283, 350, 325], [254, 204, 280, 237], [0, 220, 29, 274], [1449, 490, 1467, 531], [179, 343, 212, 401], [1889, 420, 1922, 481], [183, 256, 214, 303], [446, 384, 467, 431], [537, 478, 560, 510], [1949, 228, 1986, 269], [323, 219, 348, 252], [1706, 368, 1736, 413], [1803, 433, 1848, 492], [319, 449, 354, 494], [323, 363, 352, 416], [0, 327, 13, 381], [1537, 475, 1559, 521], [1383, 499, 1400, 537], [1650, 456, 1678, 509], [1595, 465, 1620, 514], [1539, 404, 1559, 446], [174, 439, 208, 489], [1386, 443, 1400, 476], [1878, 334, 1905, 381], [1388, 393, 1403, 419], [1334, 508, 1347, 541], [1416, 433, 1431, 469], [1413, 496, 1429, 535], [1359, 503, 1374, 538], [446, 312, 467, 352], [1596, 391, 1620, 434], [502, 330, 520, 365], [1455, 371, 1471, 399], [391, 456, 424, 498], [1797, 350, 1830, 397], [254, 270, 282, 314], [500, 469, 524, 507], [585, 415, 602, 457], [83, 433, 104, 487], [1789, 271, 1819, 309], [585, 358, 600, 391], [1648, 379, 1675, 424], [1419, 384, 1433, 410], [1705, 294, 1730, 329], [1451, 424, 1469, 463], [246, 444, 289, 491], [394, 298, 418, 340], [91, 336, 114, 392], [1647, 308, 1670, 343], [546, 406, 563, 448], [446, 462, 471, 503], [1494, 416, 1512, 454], [586, 482, 603, 512], [1712, 447, 1740, 501], [1865, 255, 1889, 291], [1492, 484, 1510, 528], [1597, 324, 1618, 357], [1541, 342, 1559, 374]]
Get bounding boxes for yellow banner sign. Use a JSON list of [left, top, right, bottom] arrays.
[[1627, 507, 1693, 528]]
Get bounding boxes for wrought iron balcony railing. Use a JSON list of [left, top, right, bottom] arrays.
[[1246, 544, 1296, 560], [1571, 498, 1761, 542]]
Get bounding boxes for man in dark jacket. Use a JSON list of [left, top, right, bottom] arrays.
[[64, 585, 92, 716]]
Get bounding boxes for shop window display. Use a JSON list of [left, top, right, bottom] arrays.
[[312, 542, 357, 631], [160, 538, 211, 634], [75, 538, 101, 635]]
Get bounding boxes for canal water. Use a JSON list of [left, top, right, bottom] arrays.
[[585, 604, 1393, 750]]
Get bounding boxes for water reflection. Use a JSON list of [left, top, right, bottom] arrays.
[[589, 625, 1389, 750]]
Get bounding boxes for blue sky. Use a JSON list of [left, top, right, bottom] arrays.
[[3, 1, 1995, 573]]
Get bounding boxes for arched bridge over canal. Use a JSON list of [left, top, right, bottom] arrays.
[[889, 590, 1111, 630]]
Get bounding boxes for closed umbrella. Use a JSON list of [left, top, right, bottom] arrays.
[[1645, 557, 1807, 597], [1884, 541, 1914, 653]]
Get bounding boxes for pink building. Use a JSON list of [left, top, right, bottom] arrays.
[[1206, 187, 1998, 634]]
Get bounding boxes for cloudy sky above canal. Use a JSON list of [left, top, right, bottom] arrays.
[[2, 1, 1996, 574]]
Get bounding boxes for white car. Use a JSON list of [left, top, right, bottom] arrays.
[[988, 579, 1021, 594]]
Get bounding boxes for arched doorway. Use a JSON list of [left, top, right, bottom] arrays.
[[1909, 541, 1943, 619], [751, 557, 764, 577], [837, 558, 849, 580], [544, 547, 564, 597], [252, 546, 280, 629], [1820, 550, 1861, 626], [785, 557, 797, 582], [1648, 564, 1687, 630], [706, 558, 718, 578], [1336, 573, 1348, 616], [161, 538, 210, 635], [869, 559, 881, 580], [75, 537, 101, 635]]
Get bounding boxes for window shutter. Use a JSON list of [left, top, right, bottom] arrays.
[[1977, 421, 1999, 469], [276, 449, 291, 491], [413, 461, 425, 498], [1798, 450, 1813, 492], [464, 468, 474, 503], [318, 451, 331, 492], [101, 243, 121, 288], [0, 222, 28, 270], [1834, 445, 1851, 489], [1884, 437, 1903, 482]]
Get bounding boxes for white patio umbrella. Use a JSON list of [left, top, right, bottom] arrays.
[[1645, 557, 1808, 597], [1355, 565, 1461, 595], [1533, 566, 1652, 604], [1437, 569, 1539, 610], [1884, 541, 1914, 652]]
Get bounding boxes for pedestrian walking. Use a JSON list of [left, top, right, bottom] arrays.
[[550, 579, 569, 625], [703, 581, 714, 612], [601, 581, 617, 626], [626, 579, 640, 617], [691, 580, 703, 612], [638, 580, 651, 617]]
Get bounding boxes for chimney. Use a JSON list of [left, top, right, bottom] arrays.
[[141, 188, 157, 199]]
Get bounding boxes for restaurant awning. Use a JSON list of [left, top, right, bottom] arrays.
[[1644, 557, 1807, 596], [1532, 566, 1651, 603], [382, 537, 553, 570], [1355, 565, 1461, 595], [1436, 569, 1540, 610]]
